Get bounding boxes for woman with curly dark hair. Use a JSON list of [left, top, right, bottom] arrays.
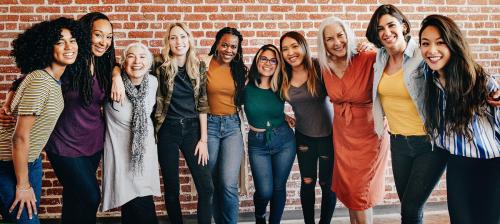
[[0, 17, 83, 224], [203, 27, 247, 224], [419, 14, 500, 224], [0, 12, 123, 224]]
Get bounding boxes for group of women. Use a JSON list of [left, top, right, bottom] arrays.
[[0, 3, 498, 224]]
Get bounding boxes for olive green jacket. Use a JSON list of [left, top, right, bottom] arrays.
[[152, 54, 209, 138]]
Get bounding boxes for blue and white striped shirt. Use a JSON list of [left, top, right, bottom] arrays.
[[427, 67, 499, 159]]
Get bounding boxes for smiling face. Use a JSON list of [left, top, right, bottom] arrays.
[[124, 46, 149, 85], [323, 24, 347, 59], [281, 36, 305, 68], [53, 28, 78, 66], [420, 25, 451, 76], [377, 14, 407, 51], [90, 19, 113, 57], [257, 50, 278, 79], [168, 26, 190, 57], [216, 34, 239, 65]]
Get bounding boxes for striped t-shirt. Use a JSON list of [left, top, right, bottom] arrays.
[[430, 70, 500, 159], [0, 70, 64, 162]]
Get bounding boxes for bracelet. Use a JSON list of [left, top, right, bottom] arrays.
[[16, 185, 32, 193]]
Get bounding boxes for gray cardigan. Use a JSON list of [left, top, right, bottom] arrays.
[[372, 38, 426, 137]]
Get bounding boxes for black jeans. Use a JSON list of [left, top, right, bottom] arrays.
[[447, 155, 500, 224], [390, 134, 448, 224], [121, 195, 158, 224], [157, 118, 213, 224], [296, 131, 337, 224], [45, 150, 102, 224]]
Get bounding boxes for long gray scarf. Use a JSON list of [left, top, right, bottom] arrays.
[[122, 71, 149, 174]]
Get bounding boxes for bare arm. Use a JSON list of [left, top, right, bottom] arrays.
[[9, 115, 37, 219], [111, 66, 125, 103], [194, 113, 208, 166]]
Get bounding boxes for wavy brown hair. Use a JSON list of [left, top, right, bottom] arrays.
[[420, 14, 490, 140]]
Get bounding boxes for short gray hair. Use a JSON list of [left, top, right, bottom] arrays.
[[120, 42, 153, 73], [317, 16, 358, 73]]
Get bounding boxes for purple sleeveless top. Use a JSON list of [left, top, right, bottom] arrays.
[[46, 75, 105, 157]]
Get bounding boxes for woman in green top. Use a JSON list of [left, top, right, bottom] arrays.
[[243, 44, 295, 224]]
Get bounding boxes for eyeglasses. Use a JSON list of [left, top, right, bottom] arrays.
[[258, 56, 278, 65]]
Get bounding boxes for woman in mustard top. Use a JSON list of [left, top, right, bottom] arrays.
[[205, 27, 247, 224]]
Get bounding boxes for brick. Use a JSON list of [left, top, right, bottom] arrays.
[[75, 0, 98, 3], [221, 5, 243, 12], [103, 0, 125, 3], [130, 14, 155, 21], [10, 6, 34, 13], [245, 5, 268, 12], [115, 6, 139, 12], [194, 5, 218, 12], [167, 6, 192, 12], [183, 14, 207, 21], [0, 0, 16, 3], [270, 6, 293, 12], [296, 5, 318, 12], [36, 6, 61, 13], [209, 14, 233, 20], [141, 5, 165, 12], [19, 0, 44, 3], [89, 6, 113, 12], [157, 14, 181, 21], [48, 0, 72, 4], [63, 6, 87, 13]]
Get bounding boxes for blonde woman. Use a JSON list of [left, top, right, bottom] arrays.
[[153, 23, 213, 224]]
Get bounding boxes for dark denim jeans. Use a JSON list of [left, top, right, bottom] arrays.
[[0, 157, 42, 224], [207, 114, 244, 224], [390, 134, 448, 224], [45, 150, 102, 224], [157, 118, 213, 224], [295, 131, 337, 224], [248, 123, 296, 224], [447, 155, 500, 224]]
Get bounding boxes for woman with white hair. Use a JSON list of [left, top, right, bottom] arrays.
[[101, 42, 160, 224], [317, 16, 390, 224]]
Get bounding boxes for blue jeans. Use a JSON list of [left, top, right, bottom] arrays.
[[207, 114, 244, 224], [248, 123, 296, 224], [390, 134, 448, 224], [45, 150, 102, 224], [0, 157, 42, 224]]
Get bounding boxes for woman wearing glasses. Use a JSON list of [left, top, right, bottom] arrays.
[[243, 44, 295, 224]]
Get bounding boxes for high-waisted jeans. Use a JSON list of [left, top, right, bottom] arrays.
[[157, 118, 213, 224], [207, 114, 244, 224], [248, 123, 296, 224]]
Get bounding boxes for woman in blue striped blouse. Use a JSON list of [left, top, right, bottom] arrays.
[[419, 14, 499, 224]]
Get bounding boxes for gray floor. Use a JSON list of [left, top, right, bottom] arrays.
[[40, 202, 448, 224]]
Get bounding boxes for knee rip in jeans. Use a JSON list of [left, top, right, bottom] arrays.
[[303, 177, 314, 185], [298, 145, 309, 152]]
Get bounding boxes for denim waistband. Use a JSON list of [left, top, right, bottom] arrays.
[[208, 113, 239, 120]]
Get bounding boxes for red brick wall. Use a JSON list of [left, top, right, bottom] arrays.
[[1, 0, 498, 219]]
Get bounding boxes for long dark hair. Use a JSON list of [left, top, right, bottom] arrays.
[[65, 12, 115, 106], [279, 31, 318, 100], [420, 14, 490, 140], [208, 27, 247, 107]]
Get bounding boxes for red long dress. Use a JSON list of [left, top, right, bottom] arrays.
[[323, 51, 389, 210]]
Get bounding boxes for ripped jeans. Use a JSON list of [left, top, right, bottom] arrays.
[[296, 131, 337, 224]]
